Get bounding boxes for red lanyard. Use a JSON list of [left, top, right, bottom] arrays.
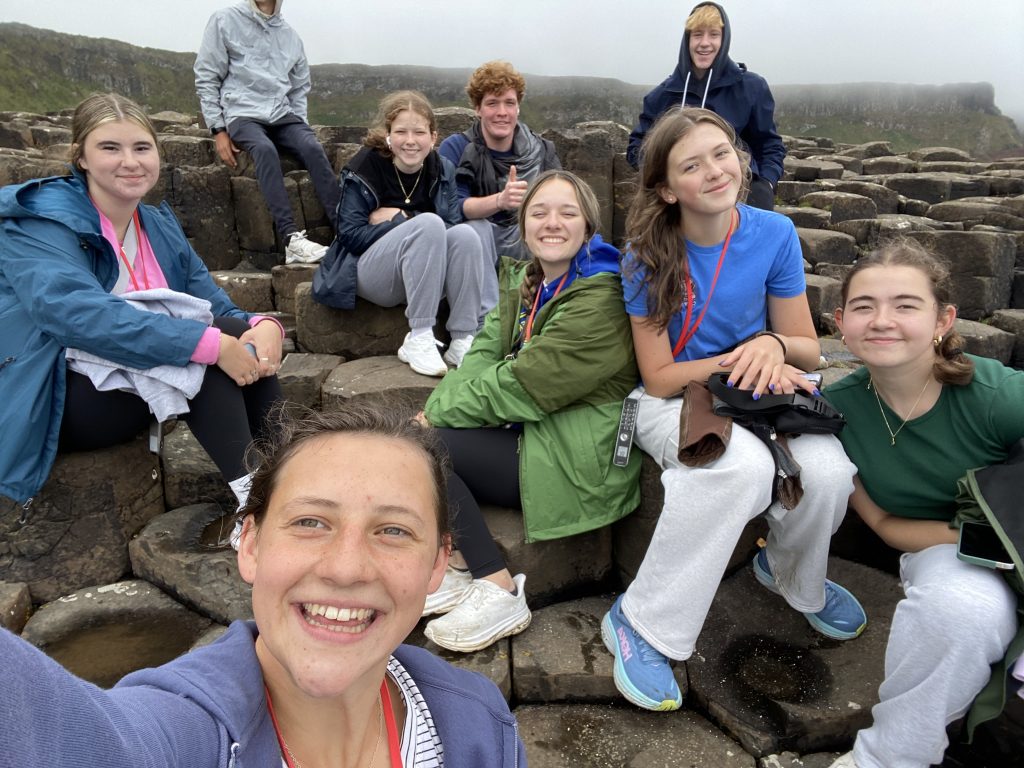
[[117, 209, 150, 291], [523, 271, 569, 344], [266, 679, 402, 768], [672, 209, 736, 357]]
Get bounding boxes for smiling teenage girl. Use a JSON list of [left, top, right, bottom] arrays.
[[419, 171, 641, 652], [824, 240, 1023, 768], [603, 107, 865, 712], [0, 92, 282, 515], [0, 404, 525, 768], [313, 91, 487, 376]]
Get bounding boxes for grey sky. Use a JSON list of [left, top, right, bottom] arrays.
[[4, 0, 1024, 122]]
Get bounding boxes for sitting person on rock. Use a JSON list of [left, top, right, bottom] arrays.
[[604, 107, 865, 711], [0, 92, 283, 523], [0, 403, 526, 768], [416, 170, 641, 652], [195, 0, 339, 265], [627, 2, 785, 211], [313, 90, 487, 377], [823, 240, 1023, 768], [438, 60, 561, 314]]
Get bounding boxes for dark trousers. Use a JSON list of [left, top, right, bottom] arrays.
[[228, 115, 340, 236], [59, 317, 282, 482], [436, 427, 521, 579]]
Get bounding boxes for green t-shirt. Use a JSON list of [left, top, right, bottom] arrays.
[[825, 355, 1024, 521]]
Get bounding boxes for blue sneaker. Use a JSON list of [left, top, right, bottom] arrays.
[[752, 548, 867, 640], [601, 595, 682, 711]]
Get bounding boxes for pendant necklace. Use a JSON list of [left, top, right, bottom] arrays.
[[394, 162, 423, 204], [868, 376, 931, 446]]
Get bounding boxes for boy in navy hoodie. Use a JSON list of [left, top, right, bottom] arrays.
[[627, 2, 785, 210]]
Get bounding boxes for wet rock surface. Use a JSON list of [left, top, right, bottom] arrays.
[[0, 581, 32, 632], [21, 580, 211, 687]]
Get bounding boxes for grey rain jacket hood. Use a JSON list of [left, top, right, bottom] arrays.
[[194, 0, 311, 130]]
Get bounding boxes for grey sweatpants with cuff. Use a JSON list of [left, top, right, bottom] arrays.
[[355, 214, 485, 335]]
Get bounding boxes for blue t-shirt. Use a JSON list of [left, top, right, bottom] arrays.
[[622, 205, 805, 362], [438, 133, 516, 209]]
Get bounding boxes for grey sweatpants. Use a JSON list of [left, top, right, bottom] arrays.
[[621, 387, 856, 660], [355, 214, 485, 335], [853, 543, 1018, 768]]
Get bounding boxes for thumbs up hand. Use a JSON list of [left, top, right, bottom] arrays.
[[496, 164, 528, 211]]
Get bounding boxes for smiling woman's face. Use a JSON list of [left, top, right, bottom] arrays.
[[238, 432, 447, 701]]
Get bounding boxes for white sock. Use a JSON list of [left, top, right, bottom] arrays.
[[227, 474, 252, 551], [410, 326, 433, 338]]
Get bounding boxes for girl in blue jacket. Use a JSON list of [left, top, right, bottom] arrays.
[[0, 403, 526, 768], [0, 93, 283, 515], [312, 90, 488, 377]]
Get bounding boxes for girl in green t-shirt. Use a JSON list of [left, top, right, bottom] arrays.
[[826, 239, 1022, 768]]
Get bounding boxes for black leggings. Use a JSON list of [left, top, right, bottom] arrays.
[[436, 426, 521, 579], [58, 317, 282, 481]]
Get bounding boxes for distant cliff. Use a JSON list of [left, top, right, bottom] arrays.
[[0, 23, 1020, 157]]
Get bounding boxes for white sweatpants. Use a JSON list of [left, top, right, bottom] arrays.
[[853, 543, 1018, 768], [621, 387, 856, 660]]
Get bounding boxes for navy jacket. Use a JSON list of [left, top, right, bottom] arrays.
[[312, 148, 461, 309], [0, 620, 525, 767], [626, 1, 786, 186], [0, 172, 248, 504]]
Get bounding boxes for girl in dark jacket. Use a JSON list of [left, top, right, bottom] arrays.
[[314, 91, 487, 376]]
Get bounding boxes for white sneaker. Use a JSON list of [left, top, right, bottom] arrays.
[[285, 230, 328, 264], [423, 573, 531, 652], [398, 332, 447, 377], [443, 335, 475, 368], [422, 566, 474, 616], [827, 753, 858, 768]]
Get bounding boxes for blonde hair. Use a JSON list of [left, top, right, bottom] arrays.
[[840, 238, 974, 386], [465, 61, 526, 108], [70, 93, 158, 171], [363, 90, 437, 156], [624, 108, 750, 330], [685, 4, 724, 32], [517, 170, 602, 309]]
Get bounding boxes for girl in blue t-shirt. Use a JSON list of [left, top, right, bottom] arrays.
[[602, 107, 866, 712]]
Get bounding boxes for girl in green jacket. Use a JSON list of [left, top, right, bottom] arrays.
[[417, 171, 641, 653]]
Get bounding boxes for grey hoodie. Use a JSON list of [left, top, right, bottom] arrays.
[[194, 0, 311, 130]]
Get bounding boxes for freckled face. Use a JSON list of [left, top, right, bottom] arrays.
[[238, 432, 447, 701]]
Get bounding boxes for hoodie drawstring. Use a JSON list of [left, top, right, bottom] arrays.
[[678, 68, 713, 110]]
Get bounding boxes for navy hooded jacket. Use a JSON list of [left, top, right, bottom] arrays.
[[626, 2, 786, 186]]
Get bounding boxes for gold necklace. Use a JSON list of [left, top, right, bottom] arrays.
[[393, 161, 424, 204], [277, 694, 383, 768], [869, 376, 932, 446]]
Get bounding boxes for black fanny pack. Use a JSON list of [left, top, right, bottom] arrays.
[[706, 373, 845, 435], [705, 373, 845, 509]]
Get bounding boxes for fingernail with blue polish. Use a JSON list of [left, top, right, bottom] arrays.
[[768, 383, 775, 392], [813, 388, 821, 397], [726, 380, 735, 388], [752, 392, 761, 401]]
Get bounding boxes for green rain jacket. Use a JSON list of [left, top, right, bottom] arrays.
[[424, 251, 641, 542]]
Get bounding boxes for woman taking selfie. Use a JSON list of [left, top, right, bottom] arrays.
[[0, 404, 525, 767]]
